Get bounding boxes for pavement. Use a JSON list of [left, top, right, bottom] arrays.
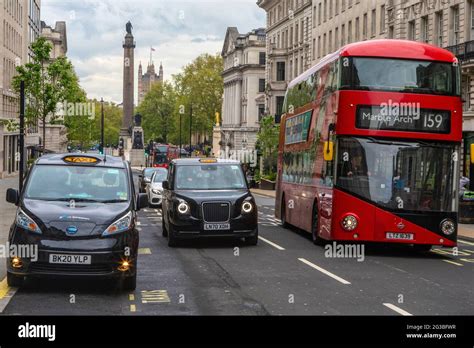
[[250, 188, 276, 198], [0, 176, 19, 280], [0, 175, 472, 315]]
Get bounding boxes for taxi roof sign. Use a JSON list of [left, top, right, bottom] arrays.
[[63, 155, 100, 164], [199, 158, 217, 163]]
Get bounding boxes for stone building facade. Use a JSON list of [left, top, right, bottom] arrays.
[[214, 27, 266, 156], [0, 0, 41, 178], [41, 20, 68, 153], [257, 0, 474, 173], [257, 0, 313, 122]]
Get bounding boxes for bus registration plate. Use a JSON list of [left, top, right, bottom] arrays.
[[386, 232, 414, 240]]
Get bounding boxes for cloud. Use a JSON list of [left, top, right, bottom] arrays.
[[41, 0, 266, 103]]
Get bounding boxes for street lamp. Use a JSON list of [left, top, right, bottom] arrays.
[[100, 98, 104, 155]]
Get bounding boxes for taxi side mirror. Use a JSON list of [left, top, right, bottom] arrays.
[[471, 144, 474, 164], [6, 188, 19, 205], [137, 193, 149, 210], [162, 180, 169, 190], [323, 141, 334, 162]]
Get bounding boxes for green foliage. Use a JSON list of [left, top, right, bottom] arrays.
[[256, 115, 280, 175], [173, 53, 223, 143], [12, 37, 85, 149], [137, 81, 177, 144]]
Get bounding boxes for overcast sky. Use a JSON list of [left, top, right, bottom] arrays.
[[41, 0, 266, 103]]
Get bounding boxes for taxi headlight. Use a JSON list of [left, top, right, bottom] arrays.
[[242, 201, 253, 214], [16, 209, 42, 234], [440, 219, 455, 236], [177, 201, 190, 215], [341, 214, 358, 231], [103, 211, 132, 236]]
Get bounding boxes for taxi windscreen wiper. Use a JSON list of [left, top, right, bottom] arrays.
[[99, 199, 129, 203], [51, 197, 102, 203]]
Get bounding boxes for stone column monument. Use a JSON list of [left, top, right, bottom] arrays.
[[119, 21, 135, 163]]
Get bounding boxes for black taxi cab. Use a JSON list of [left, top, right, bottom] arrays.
[[161, 158, 258, 247], [5, 154, 148, 290]]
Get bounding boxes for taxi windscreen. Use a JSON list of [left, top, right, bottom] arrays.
[[24, 165, 129, 203], [175, 164, 246, 190]]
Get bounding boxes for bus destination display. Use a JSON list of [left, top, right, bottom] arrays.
[[356, 105, 451, 133]]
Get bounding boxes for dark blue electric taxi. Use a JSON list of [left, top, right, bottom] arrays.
[[161, 158, 258, 247], [5, 154, 148, 290]]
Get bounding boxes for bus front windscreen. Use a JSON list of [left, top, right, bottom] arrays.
[[342, 57, 460, 96], [336, 137, 458, 212]]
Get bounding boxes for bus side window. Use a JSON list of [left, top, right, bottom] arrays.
[[340, 57, 351, 89]]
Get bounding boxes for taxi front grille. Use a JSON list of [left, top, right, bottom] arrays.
[[29, 263, 112, 275], [202, 202, 230, 222]]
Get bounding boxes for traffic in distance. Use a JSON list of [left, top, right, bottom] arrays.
[[276, 39, 461, 251], [3, 39, 462, 291]]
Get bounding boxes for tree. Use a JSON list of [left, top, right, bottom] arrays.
[[12, 37, 84, 150], [173, 54, 223, 145], [137, 81, 177, 144], [256, 115, 280, 177]]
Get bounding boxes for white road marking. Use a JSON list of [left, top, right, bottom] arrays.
[[442, 260, 463, 266], [258, 236, 285, 250], [298, 258, 351, 285], [458, 239, 474, 246], [383, 303, 413, 316]]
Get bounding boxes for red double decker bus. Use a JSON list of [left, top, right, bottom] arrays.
[[151, 144, 180, 168], [276, 40, 462, 250]]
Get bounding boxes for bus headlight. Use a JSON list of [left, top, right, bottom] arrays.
[[440, 219, 455, 236], [242, 201, 253, 214], [177, 201, 190, 215], [341, 214, 358, 231]]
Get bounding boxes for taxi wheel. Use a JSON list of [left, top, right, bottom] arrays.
[[162, 216, 168, 237], [167, 224, 179, 247], [245, 230, 259, 246], [7, 272, 24, 287], [121, 273, 137, 291]]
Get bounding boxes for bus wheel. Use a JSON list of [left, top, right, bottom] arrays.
[[281, 197, 289, 228], [413, 244, 432, 252], [311, 205, 324, 246]]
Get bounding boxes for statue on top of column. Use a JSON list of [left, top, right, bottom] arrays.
[[126, 21, 133, 35]]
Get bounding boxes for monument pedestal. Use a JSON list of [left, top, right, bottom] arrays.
[[129, 149, 146, 167]]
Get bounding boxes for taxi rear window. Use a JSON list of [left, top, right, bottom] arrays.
[[24, 165, 129, 203]]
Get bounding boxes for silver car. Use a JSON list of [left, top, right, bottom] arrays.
[[146, 168, 168, 207]]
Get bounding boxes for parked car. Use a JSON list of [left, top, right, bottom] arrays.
[[138, 167, 162, 193]]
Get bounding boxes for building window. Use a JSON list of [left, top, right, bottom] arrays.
[[317, 36, 321, 58], [348, 21, 352, 43], [363, 13, 367, 40], [355, 17, 360, 41], [313, 5, 316, 28], [436, 11, 443, 46], [451, 5, 460, 45], [258, 104, 265, 122], [259, 52, 266, 65], [341, 24, 345, 46], [276, 62, 285, 81], [335, 0, 339, 15], [329, 30, 332, 52], [329, 0, 333, 18], [318, 3, 322, 25], [380, 5, 385, 34], [312, 38, 316, 60], [335, 27, 339, 50], [371, 9, 376, 37], [389, 25, 394, 39], [324, 0, 327, 22], [421, 16, 429, 43], [408, 20, 415, 41], [275, 96, 285, 123], [259, 79, 265, 93]]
